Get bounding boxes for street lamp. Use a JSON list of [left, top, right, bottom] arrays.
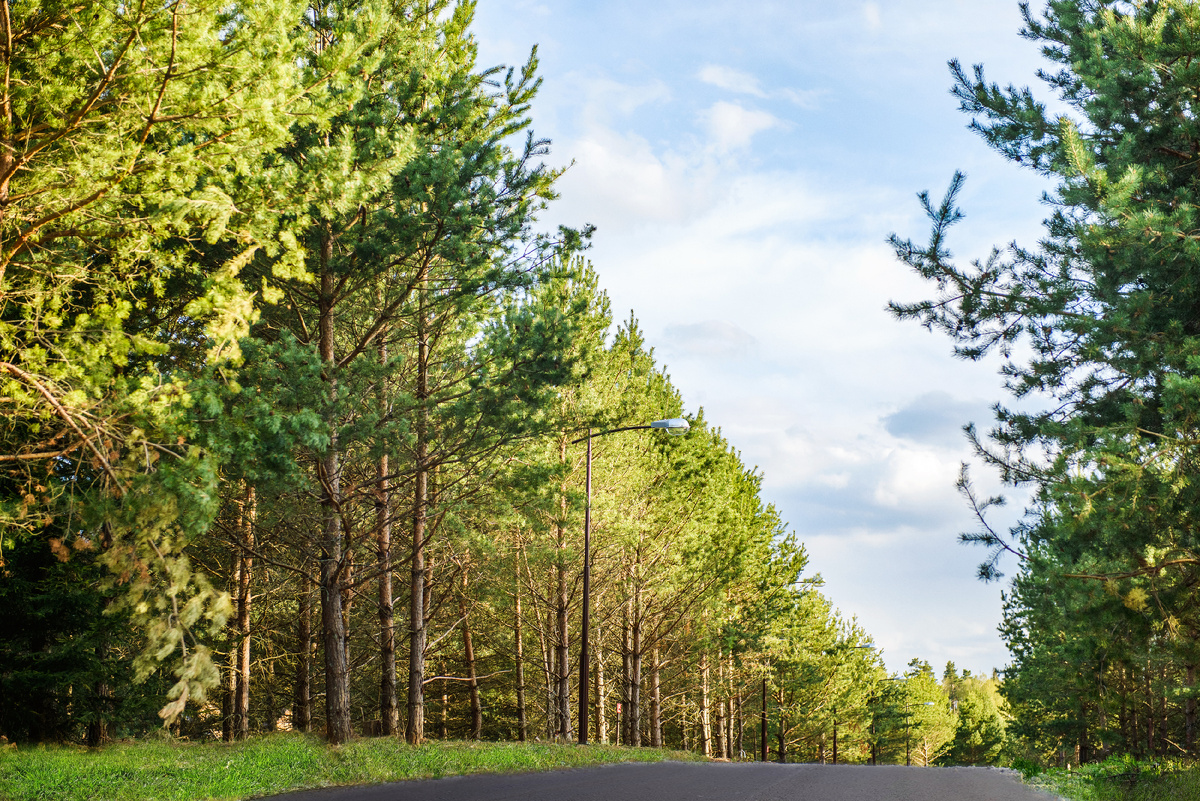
[[876, 675, 927, 766], [571, 417, 690, 745], [831, 643, 874, 765], [905, 699, 936, 766]]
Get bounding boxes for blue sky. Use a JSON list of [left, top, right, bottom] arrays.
[[473, 1, 1061, 675]]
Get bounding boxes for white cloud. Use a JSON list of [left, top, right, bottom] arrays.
[[702, 101, 781, 152], [697, 64, 767, 97], [863, 2, 882, 31], [699, 64, 824, 111], [571, 75, 671, 126], [662, 320, 758, 360], [561, 129, 704, 227], [873, 447, 962, 510], [778, 87, 825, 110]]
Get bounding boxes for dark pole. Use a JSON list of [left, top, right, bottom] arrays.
[[905, 698, 911, 766], [871, 722, 876, 765], [577, 430, 592, 744], [571, 421, 681, 747], [870, 700, 876, 766], [832, 706, 837, 764], [761, 676, 768, 761]]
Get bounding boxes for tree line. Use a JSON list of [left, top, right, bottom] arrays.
[[0, 0, 1014, 763], [892, 0, 1200, 767]]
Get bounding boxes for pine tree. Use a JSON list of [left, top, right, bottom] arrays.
[[890, 0, 1200, 762], [0, 0, 337, 722]]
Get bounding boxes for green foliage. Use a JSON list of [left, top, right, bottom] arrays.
[[891, 0, 1200, 765], [0, 535, 168, 743], [1, 0, 893, 755], [1024, 756, 1200, 801], [945, 673, 1006, 766], [0, 0, 336, 720]]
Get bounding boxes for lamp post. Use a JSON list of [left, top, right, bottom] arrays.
[[571, 417, 689, 745], [830, 642, 874, 765], [761, 675, 768, 762], [873, 677, 903, 766], [905, 699, 936, 766]]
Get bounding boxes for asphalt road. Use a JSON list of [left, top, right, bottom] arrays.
[[264, 762, 1058, 801]]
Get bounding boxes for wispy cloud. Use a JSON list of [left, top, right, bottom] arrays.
[[699, 64, 825, 110], [863, 2, 882, 31], [698, 64, 767, 97], [662, 320, 759, 361], [779, 87, 825, 110], [702, 101, 780, 152], [883, 391, 992, 449]]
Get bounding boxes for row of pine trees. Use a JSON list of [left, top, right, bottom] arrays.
[[0, 0, 908, 759], [0, 0, 1020, 764]]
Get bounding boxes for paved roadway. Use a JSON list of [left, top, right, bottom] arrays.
[[265, 762, 1058, 801]]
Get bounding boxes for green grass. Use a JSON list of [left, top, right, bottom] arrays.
[[0, 734, 705, 801], [1022, 757, 1200, 801]]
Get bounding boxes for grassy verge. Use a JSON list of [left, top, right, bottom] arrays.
[[1020, 757, 1200, 801], [0, 734, 704, 801]]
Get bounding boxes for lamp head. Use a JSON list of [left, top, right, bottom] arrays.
[[650, 418, 690, 436]]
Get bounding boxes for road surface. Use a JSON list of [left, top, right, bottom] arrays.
[[264, 762, 1057, 801]]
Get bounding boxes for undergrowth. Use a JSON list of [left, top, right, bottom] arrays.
[[1020, 755, 1200, 801]]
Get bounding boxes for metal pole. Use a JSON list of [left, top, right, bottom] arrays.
[[832, 706, 837, 764], [905, 698, 911, 766], [761, 676, 768, 761], [577, 430, 592, 744]]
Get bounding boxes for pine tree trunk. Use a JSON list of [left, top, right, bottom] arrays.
[[294, 577, 312, 733], [621, 599, 632, 746], [262, 637, 278, 732], [515, 572, 527, 742], [725, 657, 735, 759], [627, 580, 643, 746], [1145, 663, 1154, 756], [377, 434, 398, 735], [736, 691, 744, 758], [223, 543, 240, 743], [460, 570, 482, 739], [1187, 664, 1196, 753], [1159, 664, 1167, 759], [440, 683, 448, 739], [1078, 697, 1089, 764], [701, 654, 712, 757], [714, 654, 725, 758], [596, 622, 608, 743], [1119, 663, 1129, 753], [776, 687, 786, 763], [318, 239, 352, 745], [1095, 660, 1107, 758], [86, 642, 111, 747], [341, 550, 354, 677], [554, 436, 571, 741], [555, 560, 571, 739], [536, 607, 554, 740], [406, 276, 430, 745], [650, 646, 662, 748], [235, 486, 255, 740]]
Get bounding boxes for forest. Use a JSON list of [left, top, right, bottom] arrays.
[[27, 0, 1200, 775], [0, 0, 1017, 766], [891, 0, 1200, 769]]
